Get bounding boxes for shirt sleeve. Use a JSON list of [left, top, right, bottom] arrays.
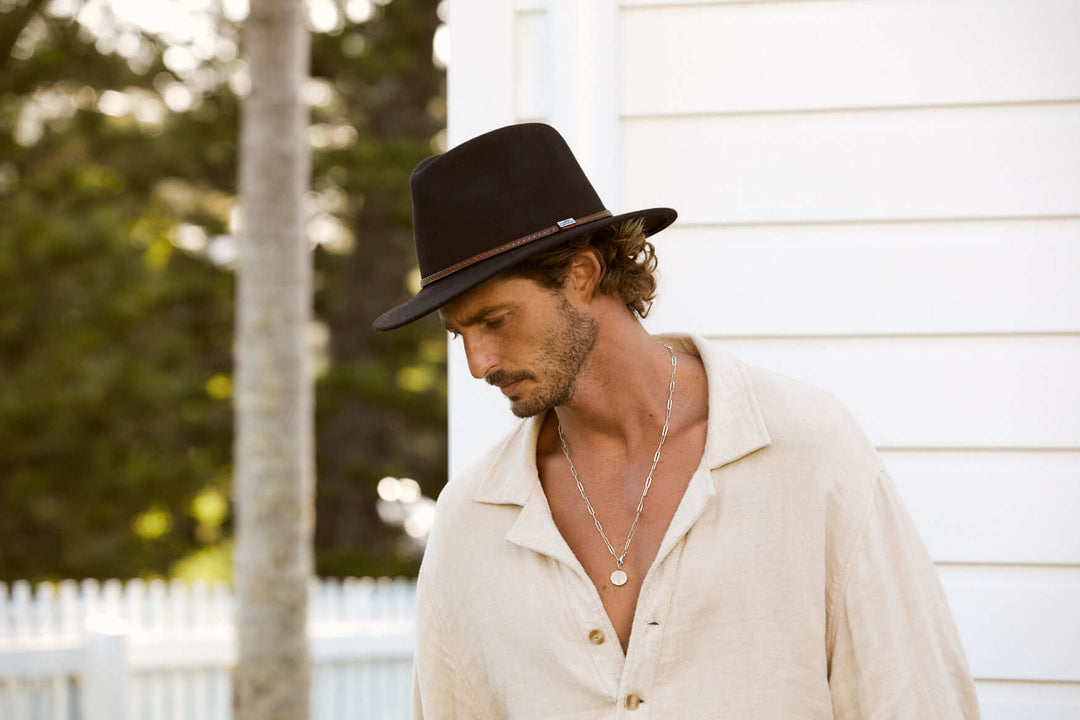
[[828, 470, 981, 719], [411, 570, 486, 720]]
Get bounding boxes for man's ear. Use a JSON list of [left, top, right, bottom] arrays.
[[565, 249, 603, 303]]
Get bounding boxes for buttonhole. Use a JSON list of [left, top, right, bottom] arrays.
[[647, 621, 660, 626]]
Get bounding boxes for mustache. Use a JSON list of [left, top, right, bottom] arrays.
[[485, 370, 533, 388]]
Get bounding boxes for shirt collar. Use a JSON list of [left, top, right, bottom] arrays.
[[472, 334, 772, 507]]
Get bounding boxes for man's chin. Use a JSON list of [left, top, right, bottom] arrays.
[[508, 392, 554, 419], [509, 398, 544, 419], [508, 387, 572, 419]]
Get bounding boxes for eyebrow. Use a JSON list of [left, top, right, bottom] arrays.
[[441, 303, 513, 334]]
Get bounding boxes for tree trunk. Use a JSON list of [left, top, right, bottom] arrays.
[[234, 1, 312, 719]]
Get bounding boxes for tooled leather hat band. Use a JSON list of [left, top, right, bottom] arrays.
[[419, 210, 613, 287]]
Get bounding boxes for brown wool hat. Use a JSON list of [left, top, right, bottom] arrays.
[[372, 122, 677, 331]]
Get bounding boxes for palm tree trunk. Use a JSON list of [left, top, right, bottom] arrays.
[[234, 1, 312, 719]]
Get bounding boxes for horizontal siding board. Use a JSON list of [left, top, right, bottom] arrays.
[[977, 680, 1080, 720], [620, 0, 1080, 116], [621, 105, 1080, 224], [693, 335, 1080, 449], [942, 566, 1080, 682], [884, 450, 1080, 565], [648, 219, 1080, 336]]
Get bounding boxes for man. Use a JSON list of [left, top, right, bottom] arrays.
[[374, 123, 979, 718]]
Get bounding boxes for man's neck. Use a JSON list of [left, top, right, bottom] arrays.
[[552, 317, 682, 454]]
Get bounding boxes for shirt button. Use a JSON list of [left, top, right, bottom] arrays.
[[624, 694, 642, 710], [588, 629, 605, 645]]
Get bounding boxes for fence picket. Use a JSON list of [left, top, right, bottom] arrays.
[[79, 579, 100, 625], [124, 579, 146, 635], [212, 667, 229, 720], [147, 579, 166, 636], [33, 584, 53, 638], [190, 583, 210, 720], [191, 582, 208, 636], [0, 583, 8, 640], [102, 579, 123, 621], [13, 675, 29, 720], [12, 581, 32, 640], [58, 581, 78, 638], [48, 675, 67, 720], [191, 668, 207, 720], [209, 582, 231, 629]]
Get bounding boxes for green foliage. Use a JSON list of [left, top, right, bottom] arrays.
[[0, 0, 446, 583]]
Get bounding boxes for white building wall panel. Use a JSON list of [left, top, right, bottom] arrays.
[[977, 681, 1080, 720], [447, 0, 1080, 713], [514, 10, 547, 121], [700, 335, 1080, 449], [445, 0, 515, 145], [620, 0, 1080, 115], [885, 451, 1080, 565], [943, 566, 1080, 681], [649, 220, 1080, 336], [622, 106, 1080, 224]]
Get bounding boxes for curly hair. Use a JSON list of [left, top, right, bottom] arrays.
[[504, 218, 659, 318]]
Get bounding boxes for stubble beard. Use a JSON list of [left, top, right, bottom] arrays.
[[508, 297, 599, 418]]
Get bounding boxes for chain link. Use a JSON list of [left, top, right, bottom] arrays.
[[557, 343, 678, 572]]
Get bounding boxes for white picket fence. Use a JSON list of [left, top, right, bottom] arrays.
[[0, 577, 416, 720]]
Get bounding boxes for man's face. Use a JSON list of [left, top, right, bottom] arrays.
[[440, 275, 598, 418]]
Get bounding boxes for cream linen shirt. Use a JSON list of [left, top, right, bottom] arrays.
[[413, 335, 979, 719]]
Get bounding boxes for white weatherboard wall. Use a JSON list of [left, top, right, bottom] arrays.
[[445, 1, 1080, 717]]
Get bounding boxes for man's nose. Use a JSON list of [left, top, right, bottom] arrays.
[[463, 335, 497, 380]]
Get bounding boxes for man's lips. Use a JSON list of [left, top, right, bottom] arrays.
[[487, 372, 531, 395], [499, 380, 522, 396]]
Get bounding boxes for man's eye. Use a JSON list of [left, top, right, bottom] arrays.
[[484, 317, 505, 330]]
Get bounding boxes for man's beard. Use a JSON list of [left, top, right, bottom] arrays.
[[490, 297, 598, 418]]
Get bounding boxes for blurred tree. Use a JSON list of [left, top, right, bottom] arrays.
[[308, 0, 446, 578], [234, 0, 311, 716], [0, 0, 446, 584]]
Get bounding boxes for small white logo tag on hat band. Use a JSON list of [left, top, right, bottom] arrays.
[[557, 218, 576, 228]]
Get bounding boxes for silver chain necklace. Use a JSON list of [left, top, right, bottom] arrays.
[[556, 343, 677, 587]]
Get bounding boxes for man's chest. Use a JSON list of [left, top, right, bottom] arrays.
[[537, 431, 705, 651]]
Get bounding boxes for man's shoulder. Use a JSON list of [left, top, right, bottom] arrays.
[[424, 418, 533, 549], [439, 419, 530, 503], [736, 356, 885, 487], [744, 362, 863, 437], [710, 357, 888, 548]]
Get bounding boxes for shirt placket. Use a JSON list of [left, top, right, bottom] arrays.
[[564, 460, 713, 717], [617, 459, 714, 717], [612, 539, 687, 718], [559, 561, 625, 700], [558, 539, 684, 717]]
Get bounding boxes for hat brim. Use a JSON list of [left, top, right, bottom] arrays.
[[372, 207, 677, 331]]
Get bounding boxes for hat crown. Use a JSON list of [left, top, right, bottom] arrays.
[[410, 123, 605, 279]]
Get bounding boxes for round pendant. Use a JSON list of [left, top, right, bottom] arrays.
[[610, 570, 628, 586]]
